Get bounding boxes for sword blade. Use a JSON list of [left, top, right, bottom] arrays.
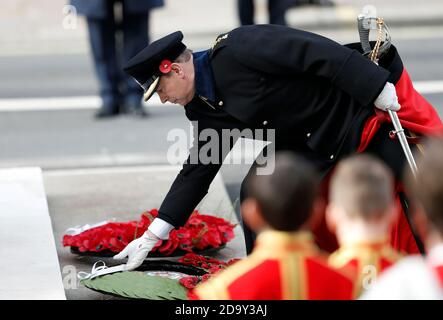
[[388, 109, 418, 177]]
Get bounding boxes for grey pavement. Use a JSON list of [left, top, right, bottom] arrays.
[[1, 0, 443, 56], [2, 33, 443, 99]]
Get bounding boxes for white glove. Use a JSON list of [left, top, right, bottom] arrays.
[[374, 82, 401, 112], [113, 231, 159, 271]]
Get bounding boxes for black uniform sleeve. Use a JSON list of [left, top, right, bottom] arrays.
[[157, 104, 245, 227], [230, 25, 390, 106]]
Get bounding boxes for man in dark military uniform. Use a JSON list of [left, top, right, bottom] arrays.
[[71, 0, 163, 118], [113, 25, 442, 271]]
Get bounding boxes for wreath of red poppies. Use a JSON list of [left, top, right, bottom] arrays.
[[177, 253, 240, 290], [63, 209, 236, 256]]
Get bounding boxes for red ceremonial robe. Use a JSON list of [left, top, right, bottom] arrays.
[[189, 230, 353, 300], [328, 238, 402, 297]]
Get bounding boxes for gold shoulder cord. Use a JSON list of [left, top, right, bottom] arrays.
[[369, 18, 384, 64], [212, 33, 228, 50]]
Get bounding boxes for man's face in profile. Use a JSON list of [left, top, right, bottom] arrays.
[[156, 64, 194, 106]]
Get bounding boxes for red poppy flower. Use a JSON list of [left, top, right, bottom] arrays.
[[63, 209, 235, 256], [176, 253, 243, 291], [179, 276, 200, 289], [159, 59, 172, 74]]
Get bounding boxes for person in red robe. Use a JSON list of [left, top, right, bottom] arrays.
[[326, 154, 403, 297], [190, 152, 353, 300]]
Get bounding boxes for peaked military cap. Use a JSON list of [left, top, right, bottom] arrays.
[[123, 31, 186, 102]]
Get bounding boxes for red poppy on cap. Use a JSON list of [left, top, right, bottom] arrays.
[[159, 59, 172, 74]]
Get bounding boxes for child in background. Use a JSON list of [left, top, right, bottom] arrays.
[[327, 154, 402, 297], [362, 139, 443, 299], [190, 152, 353, 300]]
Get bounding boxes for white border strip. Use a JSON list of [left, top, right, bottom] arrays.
[[0, 167, 66, 299], [2, 139, 268, 171], [0, 95, 173, 112], [0, 80, 441, 112], [413, 80, 443, 94], [44, 164, 182, 177]]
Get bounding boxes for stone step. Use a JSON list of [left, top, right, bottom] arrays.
[[0, 167, 66, 299]]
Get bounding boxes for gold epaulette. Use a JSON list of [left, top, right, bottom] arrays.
[[212, 33, 229, 50]]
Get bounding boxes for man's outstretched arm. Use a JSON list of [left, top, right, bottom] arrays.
[[114, 106, 244, 270]]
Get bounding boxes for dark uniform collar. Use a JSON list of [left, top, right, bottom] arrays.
[[193, 50, 216, 102]]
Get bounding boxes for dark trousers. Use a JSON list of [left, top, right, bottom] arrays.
[[86, 0, 149, 105], [238, 0, 289, 25]]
